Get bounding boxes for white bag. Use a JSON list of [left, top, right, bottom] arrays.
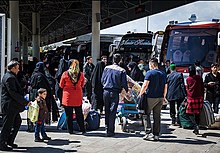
[[82, 98, 91, 120]]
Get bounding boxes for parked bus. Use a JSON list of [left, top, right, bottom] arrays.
[[112, 32, 153, 64], [152, 31, 164, 61], [160, 18, 220, 80]]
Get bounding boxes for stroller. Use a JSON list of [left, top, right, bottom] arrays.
[[117, 76, 143, 132]]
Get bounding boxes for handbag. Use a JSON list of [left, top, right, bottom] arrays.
[[136, 94, 148, 114], [27, 100, 40, 123]]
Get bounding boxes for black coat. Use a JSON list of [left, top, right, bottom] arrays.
[[127, 62, 144, 82], [204, 72, 220, 97], [1, 71, 28, 114], [30, 62, 52, 112], [166, 71, 186, 101]]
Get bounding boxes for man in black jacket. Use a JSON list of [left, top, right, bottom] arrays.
[[0, 60, 29, 151], [166, 63, 186, 125]]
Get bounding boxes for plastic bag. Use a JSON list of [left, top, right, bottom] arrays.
[[27, 100, 40, 123], [82, 98, 91, 120]]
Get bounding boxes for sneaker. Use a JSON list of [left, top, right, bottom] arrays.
[[143, 133, 154, 141], [0, 145, 13, 151], [7, 143, 18, 148], [193, 126, 199, 135], [35, 138, 44, 142], [42, 136, 51, 140], [154, 135, 160, 141]]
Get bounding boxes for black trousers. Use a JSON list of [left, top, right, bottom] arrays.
[[64, 106, 85, 133], [169, 98, 184, 124], [0, 112, 22, 145], [103, 90, 119, 134]]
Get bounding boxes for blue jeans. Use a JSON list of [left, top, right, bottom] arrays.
[[35, 121, 47, 139]]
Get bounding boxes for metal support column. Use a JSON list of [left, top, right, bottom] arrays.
[[9, 1, 20, 60], [32, 12, 40, 60], [92, 1, 100, 65], [22, 25, 28, 64]]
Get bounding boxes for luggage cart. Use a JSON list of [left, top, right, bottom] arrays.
[[117, 79, 143, 132]]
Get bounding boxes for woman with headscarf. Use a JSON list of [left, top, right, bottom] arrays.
[[29, 62, 58, 131], [59, 59, 85, 134], [127, 62, 144, 82], [91, 60, 106, 113]]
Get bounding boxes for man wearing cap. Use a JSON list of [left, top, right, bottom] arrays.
[[166, 63, 186, 125], [0, 60, 29, 151]]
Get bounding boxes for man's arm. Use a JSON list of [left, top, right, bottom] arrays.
[[164, 84, 167, 98], [139, 80, 150, 96]]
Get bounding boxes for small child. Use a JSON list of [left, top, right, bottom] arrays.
[[34, 88, 51, 142]]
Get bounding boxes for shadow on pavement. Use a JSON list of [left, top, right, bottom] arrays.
[[84, 131, 144, 138], [159, 137, 217, 145], [47, 139, 81, 146], [202, 132, 220, 138], [13, 146, 77, 153]]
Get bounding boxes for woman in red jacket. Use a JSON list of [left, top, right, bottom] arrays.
[[186, 65, 204, 135], [60, 59, 85, 134]]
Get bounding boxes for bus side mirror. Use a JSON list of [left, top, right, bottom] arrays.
[[218, 32, 220, 46]]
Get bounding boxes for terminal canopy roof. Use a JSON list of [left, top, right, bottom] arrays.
[[0, 0, 196, 45]]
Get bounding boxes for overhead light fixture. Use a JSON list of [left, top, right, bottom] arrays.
[[135, 5, 145, 14], [104, 18, 111, 24]]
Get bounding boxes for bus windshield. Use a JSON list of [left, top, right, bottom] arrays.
[[118, 34, 152, 52], [166, 28, 218, 67], [116, 33, 153, 63]]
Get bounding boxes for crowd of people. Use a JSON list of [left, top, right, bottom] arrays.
[[0, 51, 219, 151]]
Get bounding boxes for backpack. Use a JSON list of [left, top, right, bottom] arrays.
[[85, 111, 100, 130]]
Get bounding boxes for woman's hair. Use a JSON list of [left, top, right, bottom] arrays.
[[188, 65, 196, 76], [68, 59, 80, 83]]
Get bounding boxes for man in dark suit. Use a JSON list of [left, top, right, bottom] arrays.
[[0, 60, 29, 151]]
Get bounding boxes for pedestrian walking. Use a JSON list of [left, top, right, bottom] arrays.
[[60, 59, 86, 134], [166, 63, 186, 125], [101, 53, 128, 137], [186, 65, 204, 135], [0, 60, 29, 151], [139, 58, 167, 141]]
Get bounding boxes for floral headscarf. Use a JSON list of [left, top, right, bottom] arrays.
[[68, 59, 80, 83]]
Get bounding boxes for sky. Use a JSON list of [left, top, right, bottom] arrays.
[[100, 1, 220, 34]]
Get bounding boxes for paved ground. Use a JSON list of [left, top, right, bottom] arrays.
[[0, 108, 220, 153]]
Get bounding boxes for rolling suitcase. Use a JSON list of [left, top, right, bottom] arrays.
[[199, 101, 215, 126]]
